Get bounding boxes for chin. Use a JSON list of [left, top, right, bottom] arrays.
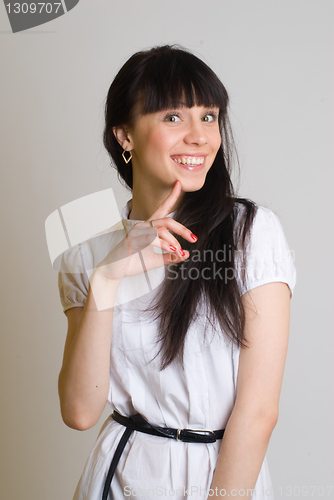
[[177, 176, 206, 193]]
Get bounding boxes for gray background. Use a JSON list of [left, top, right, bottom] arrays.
[[0, 1, 333, 499]]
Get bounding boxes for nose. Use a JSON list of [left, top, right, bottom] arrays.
[[183, 120, 207, 146]]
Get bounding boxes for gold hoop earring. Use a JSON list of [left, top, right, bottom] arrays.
[[122, 150, 132, 164]]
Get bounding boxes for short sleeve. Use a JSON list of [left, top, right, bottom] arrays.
[[58, 243, 90, 314], [236, 206, 296, 297]]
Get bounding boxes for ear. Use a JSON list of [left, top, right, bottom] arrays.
[[113, 126, 133, 151]]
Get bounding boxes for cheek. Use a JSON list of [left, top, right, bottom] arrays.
[[147, 132, 174, 164], [215, 131, 222, 151], [143, 130, 166, 156]]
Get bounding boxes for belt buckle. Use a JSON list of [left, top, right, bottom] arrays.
[[176, 428, 214, 441]]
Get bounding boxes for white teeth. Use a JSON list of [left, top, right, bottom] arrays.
[[173, 156, 205, 166]]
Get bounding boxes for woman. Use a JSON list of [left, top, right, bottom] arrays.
[[58, 45, 296, 500]]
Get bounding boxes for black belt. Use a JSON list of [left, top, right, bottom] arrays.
[[102, 411, 225, 500]]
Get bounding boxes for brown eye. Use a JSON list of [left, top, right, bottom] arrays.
[[202, 114, 216, 122], [164, 113, 181, 122]]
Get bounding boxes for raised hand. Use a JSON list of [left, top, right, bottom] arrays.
[[93, 181, 197, 284]]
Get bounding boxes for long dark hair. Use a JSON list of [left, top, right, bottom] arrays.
[[103, 45, 257, 369]]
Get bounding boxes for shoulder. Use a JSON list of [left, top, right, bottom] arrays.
[[251, 204, 282, 229], [233, 200, 284, 242], [57, 220, 126, 313], [246, 205, 292, 258], [234, 202, 297, 297]]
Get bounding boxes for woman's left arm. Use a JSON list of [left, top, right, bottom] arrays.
[[208, 281, 291, 499]]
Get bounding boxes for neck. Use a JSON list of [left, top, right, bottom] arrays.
[[129, 179, 183, 221]]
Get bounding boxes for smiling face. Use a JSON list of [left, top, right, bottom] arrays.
[[116, 105, 222, 197]]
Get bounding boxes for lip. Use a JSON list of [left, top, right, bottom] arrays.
[[170, 153, 207, 172]]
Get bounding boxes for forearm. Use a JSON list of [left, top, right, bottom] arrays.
[[208, 407, 277, 499], [58, 273, 120, 430]]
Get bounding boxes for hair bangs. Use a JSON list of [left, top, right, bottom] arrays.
[[135, 48, 228, 115]]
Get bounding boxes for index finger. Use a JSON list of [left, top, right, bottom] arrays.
[[146, 180, 182, 222]]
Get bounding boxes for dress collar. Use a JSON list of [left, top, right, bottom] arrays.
[[121, 199, 176, 232]]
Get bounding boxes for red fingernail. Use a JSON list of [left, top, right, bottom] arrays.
[[190, 233, 198, 241], [169, 245, 177, 251], [179, 248, 185, 256]]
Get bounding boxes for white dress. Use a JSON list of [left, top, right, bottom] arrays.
[[58, 200, 296, 500]]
